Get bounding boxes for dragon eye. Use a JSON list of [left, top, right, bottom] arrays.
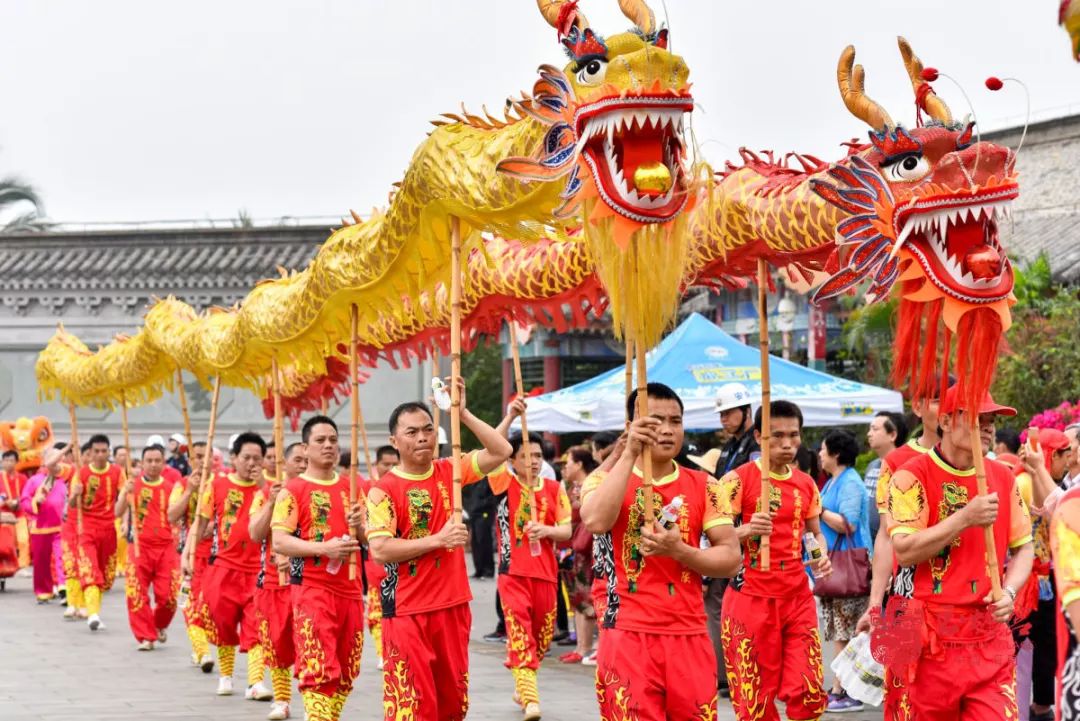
[[576, 58, 608, 86], [883, 153, 930, 182]]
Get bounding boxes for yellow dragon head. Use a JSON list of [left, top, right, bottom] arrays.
[[0, 416, 54, 473], [498, 0, 696, 347]]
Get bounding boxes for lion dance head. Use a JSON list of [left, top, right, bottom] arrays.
[[0, 416, 55, 473]]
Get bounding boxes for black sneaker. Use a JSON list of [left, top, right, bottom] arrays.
[[482, 630, 507, 644], [1030, 710, 1055, 721]]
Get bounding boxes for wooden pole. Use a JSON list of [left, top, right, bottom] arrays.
[[450, 216, 464, 524], [119, 393, 138, 559], [69, 403, 83, 535], [624, 337, 633, 429], [320, 397, 329, 416], [432, 349, 442, 454], [186, 377, 222, 570], [635, 342, 654, 525], [176, 367, 193, 455], [971, 423, 1003, 600], [757, 259, 772, 572], [348, 305, 361, 580], [271, 358, 288, 586], [508, 322, 539, 532]]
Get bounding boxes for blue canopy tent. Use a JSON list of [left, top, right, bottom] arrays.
[[523, 313, 903, 431]]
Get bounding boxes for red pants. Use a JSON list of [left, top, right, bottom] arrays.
[[883, 667, 913, 721], [596, 628, 717, 720], [201, 564, 259, 650], [499, 575, 557, 671], [907, 606, 1018, 721], [125, 541, 180, 642], [720, 590, 827, 721], [381, 603, 471, 721], [183, 552, 216, 635], [76, 521, 118, 590], [256, 584, 295, 669], [30, 531, 60, 597], [292, 585, 364, 696]]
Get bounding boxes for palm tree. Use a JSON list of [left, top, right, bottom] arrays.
[[0, 176, 50, 233]]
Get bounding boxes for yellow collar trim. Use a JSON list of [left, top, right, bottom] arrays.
[[929, 448, 976, 477], [754, 458, 793, 480], [299, 472, 339, 486], [89, 464, 109, 474], [141, 477, 164, 487], [391, 465, 434, 481], [632, 464, 680, 486], [227, 473, 258, 487], [908, 438, 931, 454]]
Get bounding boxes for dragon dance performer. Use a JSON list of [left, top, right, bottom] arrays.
[[359, 444, 399, 671], [20, 447, 72, 602], [60, 442, 89, 619], [719, 400, 832, 721], [169, 441, 216, 672], [114, 444, 181, 650], [488, 399, 572, 720], [580, 383, 741, 720], [271, 416, 364, 721], [1, 450, 30, 571], [70, 434, 123, 631], [366, 382, 512, 721], [886, 387, 1033, 720], [194, 432, 271, 699], [1051, 483, 1080, 719], [858, 391, 941, 720], [250, 440, 307, 721]]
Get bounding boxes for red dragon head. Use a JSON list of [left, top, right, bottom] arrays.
[[811, 38, 1019, 405]]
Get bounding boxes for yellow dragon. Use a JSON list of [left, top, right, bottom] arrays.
[[37, 11, 1019, 415]]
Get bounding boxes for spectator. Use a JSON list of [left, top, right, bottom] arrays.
[[993, 428, 1021, 460], [713, 383, 760, 476], [817, 429, 872, 714], [558, 445, 599, 664], [864, 412, 907, 537], [166, 433, 191, 477], [1064, 424, 1080, 489], [372, 445, 399, 480], [590, 431, 621, 465]]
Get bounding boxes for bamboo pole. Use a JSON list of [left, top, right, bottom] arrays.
[[186, 377, 222, 570], [176, 367, 193, 456], [625, 337, 633, 429], [271, 358, 288, 586], [635, 342, 654, 525], [320, 397, 329, 416], [757, 259, 772, 572], [119, 393, 138, 559], [69, 403, 83, 535], [348, 305, 361, 580], [432, 349, 442, 454], [508, 322, 540, 538], [971, 423, 1002, 600], [450, 216, 464, 524]]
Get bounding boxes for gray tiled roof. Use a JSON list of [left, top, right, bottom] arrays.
[[1002, 210, 1080, 283], [0, 225, 327, 292]]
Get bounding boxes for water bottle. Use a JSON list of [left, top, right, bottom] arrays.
[[178, 579, 191, 610], [431, 378, 452, 411], [529, 536, 543, 557], [659, 496, 684, 529], [326, 534, 350, 575], [803, 532, 825, 579]]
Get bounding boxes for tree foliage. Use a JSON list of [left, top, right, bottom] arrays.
[[458, 339, 504, 449]]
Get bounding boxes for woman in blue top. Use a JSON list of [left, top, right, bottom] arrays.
[[817, 429, 872, 713]]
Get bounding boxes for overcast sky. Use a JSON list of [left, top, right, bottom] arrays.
[[2, 1, 1077, 226]]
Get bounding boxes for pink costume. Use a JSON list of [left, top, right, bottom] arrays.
[[20, 471, 67, 599]]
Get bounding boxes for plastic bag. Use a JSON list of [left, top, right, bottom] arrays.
[[829, 632, 885, 707]]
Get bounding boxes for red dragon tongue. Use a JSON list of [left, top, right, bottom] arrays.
[[963, 245, 1001, 279], [621, 124, 667, 196]]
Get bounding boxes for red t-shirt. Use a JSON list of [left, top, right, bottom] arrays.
[[876, 439, 932, 513], [131, 475, 175, 546], [199, 473, 262, 572], [251, 484, 283, 589], [489, 467, 572, 582], [174, 475, 213, 560], [366, 453, 485, 617], [1051, 486, 1080, 610], [581, 463, 732, 634], [720, 459, 822, 599], [888, 448, 1032, 606], [272, 473, 363, 599], [1, 471, 28, 517], [78, 464, 124, 527]]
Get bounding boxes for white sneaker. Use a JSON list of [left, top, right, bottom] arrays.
[[377, 656, 385, 670], [200, 653, 215, 674], [76, 608, 88, 619], [246, 682, 274, 701], [137, 640, 154, 651], [267, 701, 291, 720], [217, 677, 234, 696], [190, 652, 201, 667], [156, 628, 167, 643], [523, 702, 542, 721], [63, 606, 77, 620], [87, 614, 104, 631]]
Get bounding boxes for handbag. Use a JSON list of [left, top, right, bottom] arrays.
[[570, 522, 593, 555], [813, 530, 871, 599]]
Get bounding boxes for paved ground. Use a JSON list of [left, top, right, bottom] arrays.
[[0, 571, 882, 720]]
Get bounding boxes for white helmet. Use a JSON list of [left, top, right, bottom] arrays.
[[715, 383, 755, 413]]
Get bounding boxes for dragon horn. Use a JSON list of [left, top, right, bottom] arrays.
[[897, 36, 953, 126], [618, 0, 656, 34], [536, 0, 588, 32], [837, 45, 894, 130]]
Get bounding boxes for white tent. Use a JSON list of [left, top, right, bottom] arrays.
[[524, 313, 903, 432]]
